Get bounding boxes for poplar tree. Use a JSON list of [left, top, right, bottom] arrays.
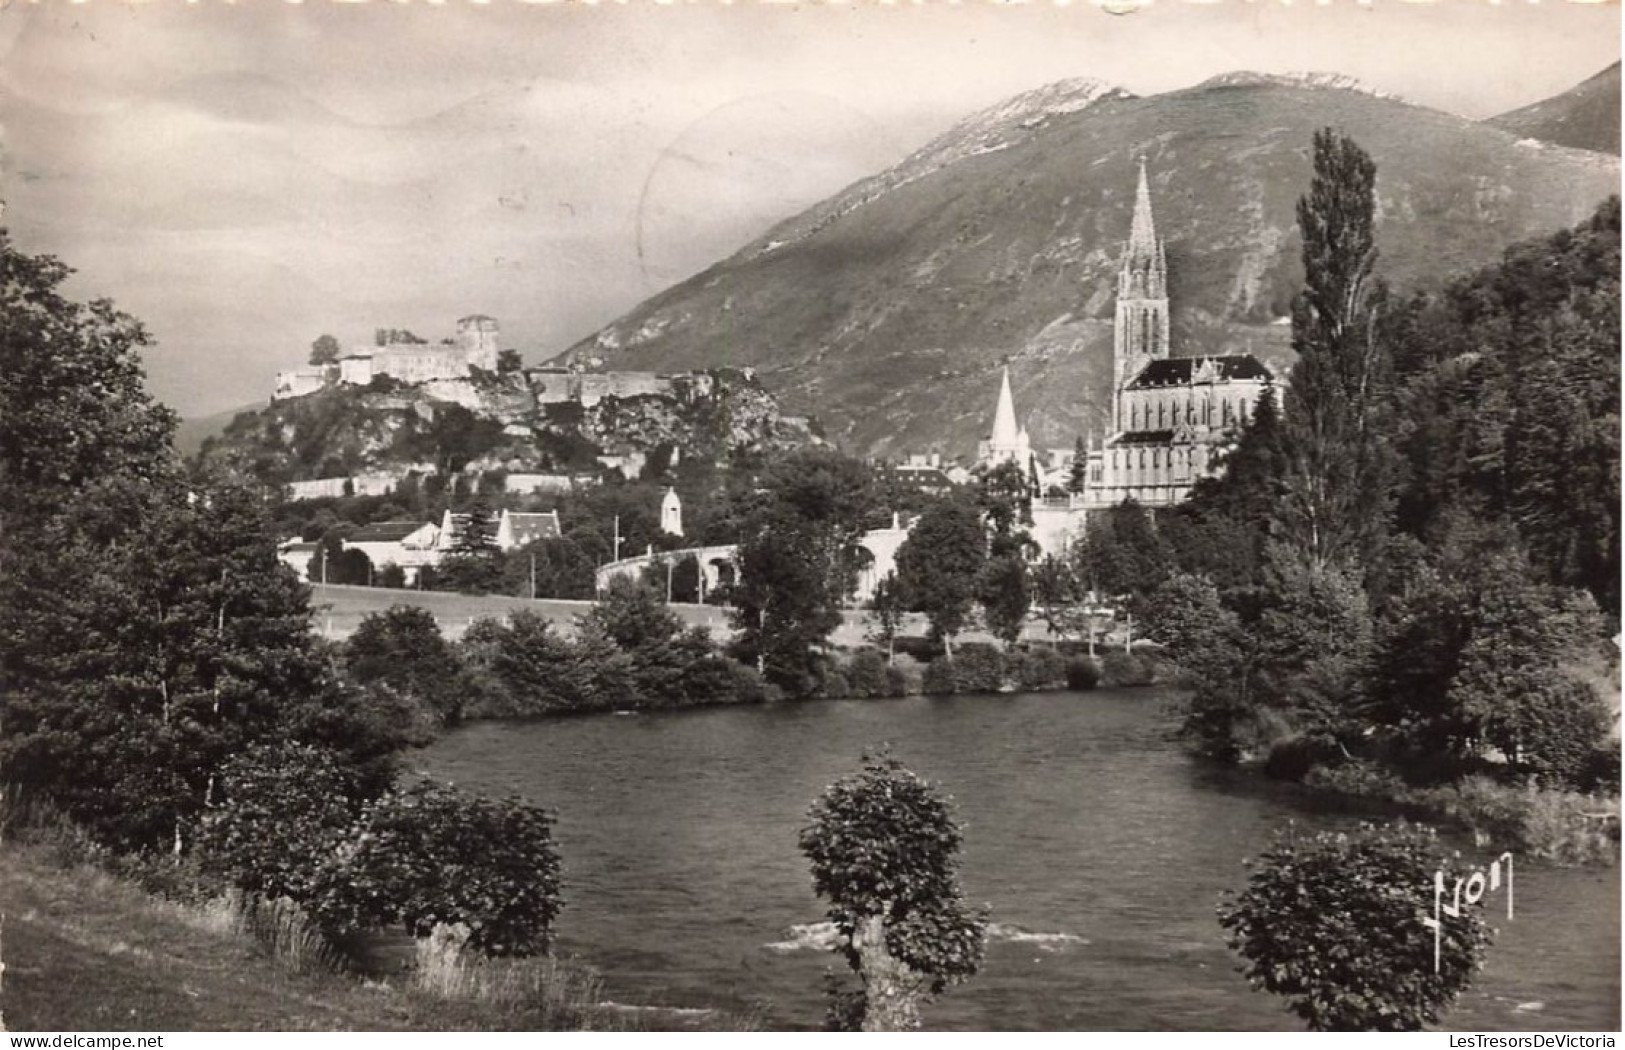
[[1274, 129, 1396, 577]]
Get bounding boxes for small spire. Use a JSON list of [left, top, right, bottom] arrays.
[[990, 366, 1019, 451]]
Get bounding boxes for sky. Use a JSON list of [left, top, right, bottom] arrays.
[[1, 0, 1618, 419]]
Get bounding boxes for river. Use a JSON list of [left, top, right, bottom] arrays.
[[415, 688, 1620, 1031]]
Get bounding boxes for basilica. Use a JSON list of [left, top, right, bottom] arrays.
[[982, 160, 1276, 508]]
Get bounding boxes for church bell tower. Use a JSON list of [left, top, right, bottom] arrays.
[[1111, 157, 1170, 433]]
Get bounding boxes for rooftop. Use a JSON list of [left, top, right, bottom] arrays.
[[347, 520, 434, 543], [1128, 355, 1272, 388]]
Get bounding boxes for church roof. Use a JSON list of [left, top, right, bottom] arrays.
[[348, 520, 434, 543], [1110, 430, 1176, 447], [1127, 355, 1272, 389]]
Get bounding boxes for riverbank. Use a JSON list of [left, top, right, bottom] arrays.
[[0, 837, 751, 1032], [1296, 760, 1621, 866]]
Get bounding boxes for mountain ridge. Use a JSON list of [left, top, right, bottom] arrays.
[[1489, 62, 1621, 156], [552, 73, 1619, 461]]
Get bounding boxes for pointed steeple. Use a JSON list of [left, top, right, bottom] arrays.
[[1111, 157, 1172, 433], [990, 366, 1020, 452], [1128, 155, 1158, 259]]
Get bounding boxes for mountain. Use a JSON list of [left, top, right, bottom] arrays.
[[174, 402, 264, 457], [552, 75, 1620, 461], [1489, 63, 1621, 156]]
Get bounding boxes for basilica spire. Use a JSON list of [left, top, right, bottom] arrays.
[[1127, 155, 1158, 261], [1111, 157, 1172, 433]]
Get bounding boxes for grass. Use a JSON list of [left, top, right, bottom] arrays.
[[307, 583, 731, 641], [310, 582, 1084, 651], [0, 838, 752, 1031]]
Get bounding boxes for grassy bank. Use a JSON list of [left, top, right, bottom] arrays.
[[1298, 762, 1621, 866], [0, 839, 748, 1032]]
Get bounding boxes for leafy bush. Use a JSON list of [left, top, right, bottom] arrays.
[[921, 656, 958, 696], [1580, 746, 1622, 794], [1008, 648, 1067, 691], [196, 743, 361, 903], [885, 662, 914, 698], [311, 782, 563, 958], [952, 643, 1005, 693], [1302, 759, 1408, 803], [799, 753, 988, 1031], [1262, 735, 1343, 783], [845, 650, 897, 699], [1218, 821, 1493, 1031], [892, 636, 943, 663], [1100, 650, 1154, 687], [818, 667, 853, 701], [1065, 657, 1102, 691]]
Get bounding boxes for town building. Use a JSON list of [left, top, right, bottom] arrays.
[[276, 539, 321, 579], [437, 508, 563, 554], [341, 520, 442, 584]]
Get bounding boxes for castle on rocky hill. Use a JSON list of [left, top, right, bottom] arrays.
[[275, 316, 501, 398]]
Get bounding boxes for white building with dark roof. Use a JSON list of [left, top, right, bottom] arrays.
[[437, 508, 562, 553], [341, 520, 442, 583]]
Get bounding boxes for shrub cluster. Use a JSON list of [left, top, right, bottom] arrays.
[[1065, 657, 1102, 690], [1099, 650, 1156, 687], [1303, 762, 1621, 865], [310, 782, 563, 957], [198, 745, 563, 959], [345, 584, 772, 721]]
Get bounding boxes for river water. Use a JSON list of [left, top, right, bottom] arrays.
[[416, 689, 1620, 1031]]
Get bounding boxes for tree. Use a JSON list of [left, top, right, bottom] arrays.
[[1445, 557, 1610, 786], [438, 499, 506, 594], [1219, 822, 1493, 1031], [1067, 436, 1089, 494], [976, 554, 1029, 650], [0, 234, 411, 858], [799, 753, 988, 1031], [419, 403, 504, 477], [977, 461, 1034, 555], [345, 604, 466, 726], [1273, 129, 1396, 577], [1142, 573, 1261, 760], [731, 449, 875, 694], [0, 229, 177, 526], [894, 495, 986, 655], [1, 476, 354, 852], [1073, 499, 1169, 600], [865, 572, 906, 663], [1031, 553, 1080, 640], [309, 333, 341, 367], [496, 348, 523, 374], [1255, 544, 1374, 753]]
